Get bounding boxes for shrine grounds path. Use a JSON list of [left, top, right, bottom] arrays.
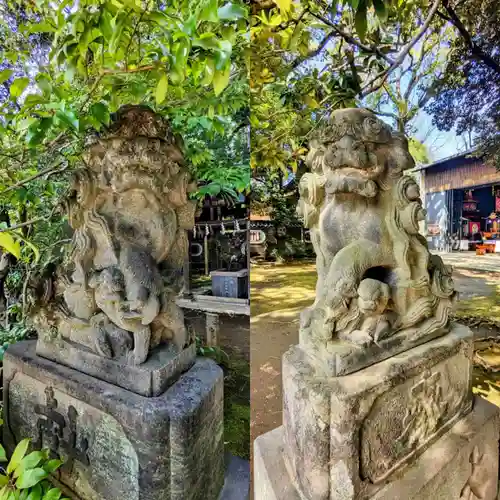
[[250, 253, 500, 447]]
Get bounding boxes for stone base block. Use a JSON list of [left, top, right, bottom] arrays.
[[3, 341, 224, 500], [36, 337, 196, 397], [219, 454, 250, 500], [283, 324, 474, 499], [254, 396, 500, 500], [300, 316, 450, 377]]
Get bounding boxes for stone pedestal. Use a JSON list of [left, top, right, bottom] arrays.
[[254, 324, 500, 499], [255, 397, 499, 500], [3, 341, 226, 500], [36, 337, 196, 397]]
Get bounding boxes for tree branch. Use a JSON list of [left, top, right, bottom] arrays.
[[100, 64, 156, 75], [442, 0, 500, 74], [359, 0, 441, 97], [290, 30, 335, 70], [310, 12, 393, 63], [0, 161, 67, 195], [363, 107, 400, 122], [271, 7, 309, 33], [0, 217, 44, 234], [404, 35, 436, 101]]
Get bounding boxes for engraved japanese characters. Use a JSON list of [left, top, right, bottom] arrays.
[[297, 108, 456, 348], [31, 105, 197, 365]]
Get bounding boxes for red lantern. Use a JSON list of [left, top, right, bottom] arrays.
[[469, 222, 480, 234]]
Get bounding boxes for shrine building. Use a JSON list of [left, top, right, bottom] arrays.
[[414, 150, 500, 252]]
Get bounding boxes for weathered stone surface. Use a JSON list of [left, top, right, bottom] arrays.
[[254, 427, 301, 500], [296, 108, 456, 366], [282, 323, 473, 500], [219, 454, 250, 500], [4, 340, 224, 500], [254, 396, 499, 500], [29, 105, 197, 377], [299, 319, 449, 377], [36, 337, 196, 397], [254, 108, 498, 500], [370, 395, 499, 500]]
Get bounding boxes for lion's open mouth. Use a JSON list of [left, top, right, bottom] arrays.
[[329, 163, 384, 179], [325, 166, 384, 198]]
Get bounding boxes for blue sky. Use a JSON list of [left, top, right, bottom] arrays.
[[301, 34, 465, 165], [412, 110, 465, 162]]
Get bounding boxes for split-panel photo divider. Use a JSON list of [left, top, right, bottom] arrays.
[[249, 0, 500, 499], [0, 1, 251, 499]]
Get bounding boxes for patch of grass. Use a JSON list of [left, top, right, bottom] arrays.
[[453, 292, 500, 327], [0, 324, 34, 363], [251, 262, 317, 316], [197, 342, 250, 459], [473, 365, 500, 407], [221, 354, 250, 459], [224, 401, 250, 459]]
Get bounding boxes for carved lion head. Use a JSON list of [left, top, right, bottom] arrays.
[[307, 108, 415, 197]]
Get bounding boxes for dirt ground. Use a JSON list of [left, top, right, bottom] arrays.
[[250, 258, 500, 444]]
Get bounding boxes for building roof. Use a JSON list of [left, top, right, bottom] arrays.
[[249, 214, 272, 221], [414, 148, 480, 171]]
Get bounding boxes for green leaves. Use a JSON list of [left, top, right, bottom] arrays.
[[0, 70, 13, 85], [218, 3, 247, 20], [26, 483, 43, 500], [0, 438, 65, 499], [193, 33, 220, 50], [13, 452, 45, 479], [373, 0, 388, 22], [213, 65, 231, 96], [41, 488, 62, 500], [10, 78, 30, 99], [201, 0, 219, 22], [35, 75, 52, 97], [26, 118, 53, 147], [0, 0, 249, 301], [90, 102, 110, 127], [41, 460, 62, 475], [28, 21, 56, 33], [7, 439, 30, 475], [274, 0, 291, 14], [16, 468, 49, 489], [156, 74, 169, 105], [354, 0, 368, 41], [0, 233, 21, 260], [99, 10, 113, 40], [55, 109, 79, 131], [0, 445, 8, 463]]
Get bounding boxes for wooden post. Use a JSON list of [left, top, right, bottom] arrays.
[[182, 230, 192, 298], [206, 313, 219, 347]]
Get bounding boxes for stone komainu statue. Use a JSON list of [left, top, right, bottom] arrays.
[[297, 108, 456, 347], [31, 105, 197, 365]]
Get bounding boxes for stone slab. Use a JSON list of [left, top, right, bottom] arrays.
[[283, 324, 474, 500], [254, 396, 500, 500], [300, 317, 451, 377], [219, 453, 250, 500], [254, 427, 301, 500], [4, 340, 224, 500], [36, 337, 196, 397], [177, 295, 250, 316]]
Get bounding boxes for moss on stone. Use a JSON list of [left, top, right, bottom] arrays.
[[200, 348, 250, 460], [222, 354, 250, 460]]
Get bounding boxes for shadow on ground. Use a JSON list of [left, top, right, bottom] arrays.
[[251, 260, 500, 444]]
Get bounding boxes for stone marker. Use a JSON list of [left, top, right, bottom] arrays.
[[254, 108, 500, 500], [3, 106, 248, 500]]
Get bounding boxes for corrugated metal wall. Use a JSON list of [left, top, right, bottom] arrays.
[[425, 158, 500, 192]]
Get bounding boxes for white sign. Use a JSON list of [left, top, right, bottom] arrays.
[[190, 242, 203, 257], [250, 230, 266, 244]]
